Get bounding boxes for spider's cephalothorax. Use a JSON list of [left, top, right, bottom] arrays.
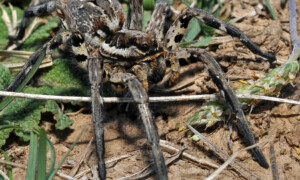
[[3, 0, 277, 179]]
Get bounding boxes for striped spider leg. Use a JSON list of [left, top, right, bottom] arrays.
[[161, 7, 276, 168]]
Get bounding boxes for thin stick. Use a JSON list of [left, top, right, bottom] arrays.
[[0, 159, 76, 180], [69, 137, 94, 176], [74, 151, 137, 178], [115, 148, 184, 180], [205, 140, 268, 180], [0, 169, 9, 180], [187, 125, 262, 180], [0, 159, 26, 169], [0, 91, 300, 105], [159, 140, 219, 169]]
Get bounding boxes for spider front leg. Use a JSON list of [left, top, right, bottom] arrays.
[[171, 48, 269, 168], [0, 31, 75, 111], [165, 8, 276, 62], [110, 73, 168, 180], [88, 57, 106, 180]]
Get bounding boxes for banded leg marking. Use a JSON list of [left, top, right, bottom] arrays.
[[165, 8, 276, 61], [88, 57, 106, 180], [174, 48, 269, 168], [126, 0, 143, 30], [145, 1, 172, 43], [8, 1, 62, 41], [110, 73, 168, 180]]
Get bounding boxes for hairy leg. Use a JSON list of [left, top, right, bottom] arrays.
[[126, 0, 143, 30], [110, 72, 168, 180], [145, 1, 172, 43], [165, 8, 276, 62], [88, 57, 106, 180], [8, 1, 63, 41], [172, 48, 269, 168]]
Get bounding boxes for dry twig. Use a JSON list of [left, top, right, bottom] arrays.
[[187, 125, 262, 180], [205, 140, 269, 180]]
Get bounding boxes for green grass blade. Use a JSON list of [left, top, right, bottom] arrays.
[[37, 129, 47, 180], [47, 124, 88, 179], [0, 149, 12, 180], [25, 131, 38, 180], [265, 0, 278, 20], [46, 136, 56, 179]]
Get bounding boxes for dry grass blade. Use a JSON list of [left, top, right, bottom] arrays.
[[7, 17, 48, 51], [0, 50, 52, 71], [115, 148, 184, 180], [0, 50, 33, 58], [0, 4, 14, 35], [69, 137, 94, 177], [73, 152, 135, 179], [0, 169, 9, 180], [159, 139, 219, 168], [0, 159, 75, 179], [187, 125, 262, 180], [205, 140, 269, 180]]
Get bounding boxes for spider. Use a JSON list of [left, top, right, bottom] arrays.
[[1, 0, 276, 179]]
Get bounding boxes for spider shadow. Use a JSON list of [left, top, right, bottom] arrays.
[[109, 102, 153, 149]]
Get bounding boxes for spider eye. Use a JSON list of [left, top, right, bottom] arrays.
[[141, 44, 149, 51]]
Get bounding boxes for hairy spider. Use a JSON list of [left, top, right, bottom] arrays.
[[1, 0, 276, 179]]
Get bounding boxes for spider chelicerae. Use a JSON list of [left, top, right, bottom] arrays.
[[1, 0, 276, 179]]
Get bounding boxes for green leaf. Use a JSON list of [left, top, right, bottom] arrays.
[[143, 0, 154, 10], [184, 18, 201, 42], [182, 0, 220, 43], [0, 60, 92, 145], [181, 36, 212, 48]]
